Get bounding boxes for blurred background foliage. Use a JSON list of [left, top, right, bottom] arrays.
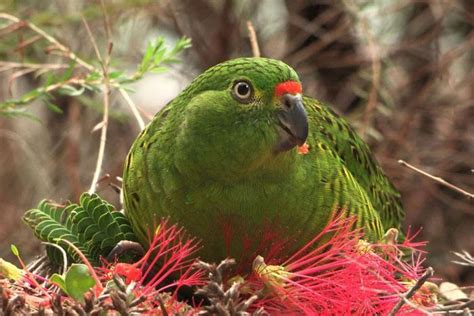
[[0, 0, 472, 285]]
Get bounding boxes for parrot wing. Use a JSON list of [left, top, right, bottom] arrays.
[[123, 103, 174, 243], [304, 96, 404, 231]]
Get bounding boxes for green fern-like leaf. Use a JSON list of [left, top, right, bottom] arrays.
[[23, 200, 88, 264], [22, 193, 138, 266]]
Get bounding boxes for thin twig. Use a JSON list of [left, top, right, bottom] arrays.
[[101, 0, 113, 62], [286, 17, 351, 65], [0, 13, 94, 71], [119, 88, 145, 130], [0, 61, 70, 72], [398, 160, 474, 199], [388, 267, 434, 316], [81, 16, 104, 66], [82, 16, 110, 195], [88, 113, 108, 194], [246, 21, 260, 57], [7, 78, 88, 105], [14, 34, 42, 52]]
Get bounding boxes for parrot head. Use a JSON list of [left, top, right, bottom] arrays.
[[172, 57, 308, 180]]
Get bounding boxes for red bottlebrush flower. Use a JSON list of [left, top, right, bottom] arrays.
[[113, 263, 142, 284], [246, 214, 434, 315], [98, 219, 205, 314], [104, 219, 204, 290], [136, 219, 205, 294]]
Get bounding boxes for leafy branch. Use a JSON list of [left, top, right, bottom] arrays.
[[0, 10, 190, 193], [0, 12, 191, 127]]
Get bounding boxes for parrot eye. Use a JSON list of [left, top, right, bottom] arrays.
[[232, 80, 253, 103]]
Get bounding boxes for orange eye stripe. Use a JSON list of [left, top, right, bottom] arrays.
[[275, 81, 302, 97]]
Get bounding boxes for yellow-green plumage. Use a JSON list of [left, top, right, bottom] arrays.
[[123, 57, 403, 262]]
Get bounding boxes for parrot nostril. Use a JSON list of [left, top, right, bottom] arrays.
[[282, 95, 294, 111]]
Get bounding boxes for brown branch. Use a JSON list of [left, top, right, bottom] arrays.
[[287, 10, 341, 53], [14, 35, 42, 52], [13, 78, 88, 104], [246, 21, 260, 57], [388, 267, 434, 316], [398, 160, 474, 199], [286, 18, 351, 65], [0, 61, 70, 72]]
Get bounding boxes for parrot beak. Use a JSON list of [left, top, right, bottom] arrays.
[[276, 94, 309, 152]]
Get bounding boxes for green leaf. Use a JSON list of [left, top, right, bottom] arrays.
[[134, 36, 191, 81], [50, 264, 96, 302], [23, 200, 89, 264], [108, 70, 124, 80], [60, 61, 77, 81], [46, 102, 63, 114], [57, 85, 85, 97], [85, 70, 102, 82], [21, 88, 42, 102], [50, 273, 68, 294], [65, 264, 96, 302], [44, 73, 57, 86]]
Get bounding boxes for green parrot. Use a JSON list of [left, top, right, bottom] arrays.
[[122, 57, 404, 262]]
